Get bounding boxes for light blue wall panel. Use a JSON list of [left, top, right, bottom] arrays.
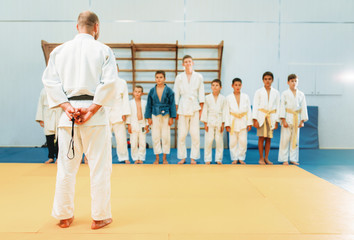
[[281, 0, 354, 22], [92, 0, 184, 21], [186, 0, 279, 22], [0, 0, 88, 20]]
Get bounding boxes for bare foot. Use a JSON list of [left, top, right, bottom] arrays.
[[232, 160, 237, 164], [91, 218, 112, 230], [178, 159, 186, 164], [125, 160, 130, 164], [84, 156, 88, 164], [153, 158, 159, 164], [217, 161, 222, 165], [58, 216, 74, 228], [283, 162, 289, 165], [191, 159, 197, 165], [264, 159, 273, 165], [259, 158, 266, 165], [162, 155, 168, 164], [290, 161, 299, 165], [239, 160, 246, 165], [45, 158, 54, 164], [205, 162, 211, 165]]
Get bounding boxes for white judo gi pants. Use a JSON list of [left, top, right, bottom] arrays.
[[278, 125, 300, 163], [53, 125, 112, 220], [111, 122, 129, 161], [229, 128, 248, 161], [204, 126, 223, 163], [130, 120, 146, 161], [177, 111, 200, 160], [151, 114, 170, 155]]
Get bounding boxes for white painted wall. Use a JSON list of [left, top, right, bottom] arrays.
[[0, 0, 353, 148]]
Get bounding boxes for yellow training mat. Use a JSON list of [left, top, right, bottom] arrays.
[[0, 163, 354, 240]]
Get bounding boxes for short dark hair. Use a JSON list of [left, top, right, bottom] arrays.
[[135, 85, 143, 93], [288, 73, 297, 81], [182, 55, 193, 62], [211, 79, 222, 87], [232, 78, 242, 85], [155, 70, 166, 78], [262, 71, 274, 80]]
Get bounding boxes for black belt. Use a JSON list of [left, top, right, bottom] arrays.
[[68, 95, 94, 101]]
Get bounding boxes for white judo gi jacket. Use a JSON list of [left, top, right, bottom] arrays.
[[107, 78, 131, 124], [174, 71, 205, 115], [252, 87, 280, 130], [43, 33, 118, 126], [35, 88, 62, 136], [279, 89, 308, 126], [126, 99, 148, 131], [225, 93, 253, 133], [201, 94, 228, 127]]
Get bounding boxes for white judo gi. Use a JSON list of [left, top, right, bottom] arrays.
[[174, 71, 205, 160], [201, 94, 227, 163], [252, 87, 280, 138], [42, 33, 118, 221], [126, 99, 148, 161], [278, 89, 308, 163], [107, 78, 130, 162], [35, 88, 62, 137], [225, 93, 253, 161]]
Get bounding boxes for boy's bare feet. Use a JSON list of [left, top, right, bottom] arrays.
[[232, 160, 237, 164], [264, 158, 273, 165], [84, 156, 88, 164], [162, 155, 168, 164], [191, 159, 197, 165], [259, 158, 265, 165], [290, 161, 299, 165], [45, 158, 54, 164], [135, 160, 143, 164], [178, 159, 186, 164], [239, 160, 246, 165], [91, 218, 112, 230], [217, 161, 222, 165], [153, 158, 159, 164], [205, 162, 210, 165], [58, 216, 74, 228], [283, 162, 289, 165], [125, 160, 130, 164]]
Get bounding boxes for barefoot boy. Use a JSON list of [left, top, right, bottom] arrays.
[[126, 86, 149, 164], [201, 79, 227, 164], [225, 78, 252, 164], [108, 77, 131, 164], [252, 72, 280, 165], [278, 74, 308, 165], [145, 71, 176, 164], [174, 55, 205, 164]]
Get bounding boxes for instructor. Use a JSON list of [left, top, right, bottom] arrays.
[[42, 11, 118, 229]]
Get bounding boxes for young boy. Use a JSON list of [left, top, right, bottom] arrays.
[[35, 88, 62, 163], [278, 74, 308, 165], [201, 79, 227, 164], [173, 55, 205, 164], [252, 72, 280, 165], [145, 71, 176, 164], [225, 78, 252, 164], [107, 77, 131, 164], [126, 86, 149, 164]]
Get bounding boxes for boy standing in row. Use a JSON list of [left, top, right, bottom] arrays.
[[174, 55, 205, 164], [145, 71, 176, 164], [253, 72, 280, 165]]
